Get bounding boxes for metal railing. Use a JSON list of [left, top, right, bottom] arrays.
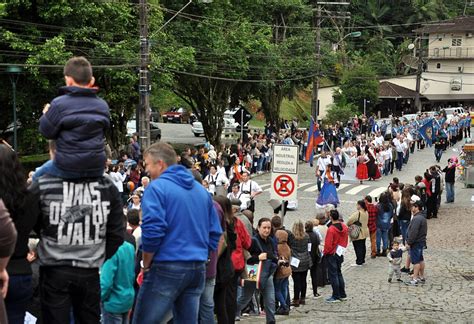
[[428, 47, 474, 59]]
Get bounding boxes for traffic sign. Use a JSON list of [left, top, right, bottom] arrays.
[[235, 125, 249, 133], [271, 145, 299, 174], [273, 175, 295, 197], [270, 144, 299, 201], [233, 106, 252, 126], [270, 173, 298, 200]]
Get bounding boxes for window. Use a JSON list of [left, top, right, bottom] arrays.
[[436, 63, 441, 69], [452, 38, 462, 46], [433, 48, 440, 56], [458, 66, 463, 72]]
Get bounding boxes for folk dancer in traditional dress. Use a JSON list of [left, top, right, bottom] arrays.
[[316, 164, 340, 208]]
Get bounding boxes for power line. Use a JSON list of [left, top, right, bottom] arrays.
[[0, 63, 138, 69], [156, 67, 318, 83]]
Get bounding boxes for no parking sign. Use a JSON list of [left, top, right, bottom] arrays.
[[270, 145, 298, 201]]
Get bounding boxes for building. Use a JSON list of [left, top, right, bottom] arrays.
[[317, 16, 474, 119], [413, 16, 474, 107]]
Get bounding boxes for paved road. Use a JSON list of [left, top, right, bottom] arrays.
[[242, 140, 474, 323], [158, 122, 206, 145], [252, 141, 473, 228]]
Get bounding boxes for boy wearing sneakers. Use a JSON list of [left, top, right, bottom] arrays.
[[387, 241, 405, 283], [36, 56, 110, 179]]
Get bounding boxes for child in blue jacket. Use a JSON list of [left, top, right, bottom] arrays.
[[100, 229, 136, 324]]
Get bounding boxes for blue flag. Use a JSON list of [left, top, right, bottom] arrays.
[[418, 119, 434, 147]]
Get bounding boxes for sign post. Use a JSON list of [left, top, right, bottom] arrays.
[[233, 106, 252, 142], [270, 144, 299, 225]]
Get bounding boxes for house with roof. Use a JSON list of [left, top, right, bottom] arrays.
[[316, 16, 474, 119], [413, 16, 474, 106]]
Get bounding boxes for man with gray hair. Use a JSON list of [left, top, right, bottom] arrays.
[[133, 142, 222, 323]]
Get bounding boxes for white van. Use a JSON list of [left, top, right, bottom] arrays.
[[444, 107, 466, 122]]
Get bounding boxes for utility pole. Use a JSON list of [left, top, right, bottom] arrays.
[[311, 1, 350, 121], [139, 0, 151, 149], [311, 2, 321, 121], [414, 34, 423, 113]]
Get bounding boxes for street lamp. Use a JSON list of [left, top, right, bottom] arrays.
[[332, 31, 362, 51], [6, 65, 22, 151]]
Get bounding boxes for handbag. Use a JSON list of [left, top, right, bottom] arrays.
[[348, 212, 362, 240], [253, 237, 276, 290]]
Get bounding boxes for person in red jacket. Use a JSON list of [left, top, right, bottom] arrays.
[[323, 209, 349, 303], [227, 207, 251, 323]]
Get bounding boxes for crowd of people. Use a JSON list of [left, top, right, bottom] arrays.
[[0, 55, 470, 324]]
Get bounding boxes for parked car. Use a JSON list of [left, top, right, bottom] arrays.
[[442, 107, 466, 123], [191, 121, 205, 137], [127, 119, 161, 142], [162, 107, 190, 123], [401, 113, 418, 122]]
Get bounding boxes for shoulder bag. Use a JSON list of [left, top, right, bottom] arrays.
[[348, 212, 362, 240]]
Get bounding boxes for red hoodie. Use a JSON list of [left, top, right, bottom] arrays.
[[421, 178, 432, 197], [323, 222, 349, 256], [231, 218, 252, 272]]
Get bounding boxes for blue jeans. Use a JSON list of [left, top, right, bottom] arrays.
[[396, 152, 403, 171], [199, 277, 216, 324], [384, 160, 391, 176], [327, 254, 346, 299], [403, 150, 409, 164], [409, 242, 425, 264], [274, 277, 289, 310], [435, 148, 443, 162], [133, 261, 206, 324], [257, 156, 265, 172], [33, 159, 103, 181], [101, 305, 129, 324], [445, 182, 455, 202], [5, 275, 33, 324], [376, 227, 390, 252], [399, 220, 410, 245], [237, 275, 275, 323]]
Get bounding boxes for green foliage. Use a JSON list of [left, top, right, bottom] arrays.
[[0, 1, 159, 154], [324, 102, 358, 125], [0, 0, 471, 151], [335, 63, 379, 113]]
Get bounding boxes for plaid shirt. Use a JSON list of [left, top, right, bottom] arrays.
[[366, 203, 377, 233]]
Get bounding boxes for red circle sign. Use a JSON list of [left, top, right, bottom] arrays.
[[273, 175, 295, 198]]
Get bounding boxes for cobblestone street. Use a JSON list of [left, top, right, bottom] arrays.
[[244, 141, 474, 323], [242, 204, 474, 323]]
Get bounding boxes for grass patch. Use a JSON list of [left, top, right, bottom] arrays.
[[280, 89, 312, 128], [19, 153, 49, 163]]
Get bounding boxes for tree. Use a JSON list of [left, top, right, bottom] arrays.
[[0, 1, 161, 154], [248, 0, 315, 128], [324, 101, 358, 125], [158, 0, 274, 145], [335, 63, 379, 114]]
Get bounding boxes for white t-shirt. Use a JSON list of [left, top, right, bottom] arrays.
[[317, 156, 331, 172], [375, 135, 384, 146], [109, 171, 126, 193], [392, 138, 403, 152]]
